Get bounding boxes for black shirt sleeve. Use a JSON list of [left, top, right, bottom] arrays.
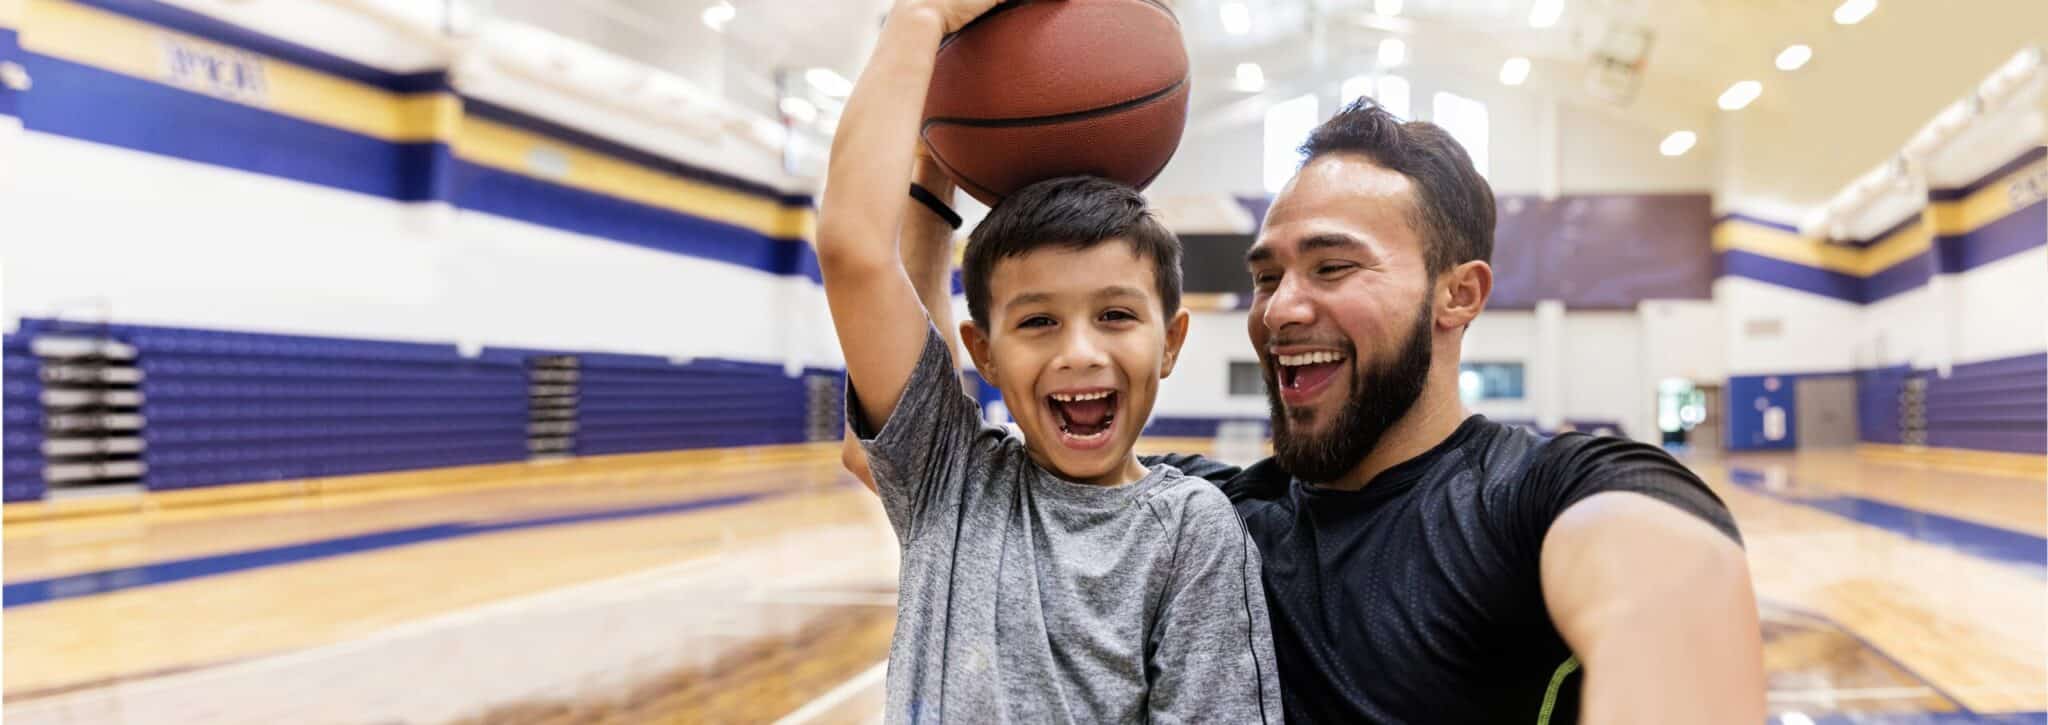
[[1522, 433, 1743, 546]]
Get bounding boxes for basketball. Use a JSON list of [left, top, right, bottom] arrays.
[[921, 0, 1191, 205]]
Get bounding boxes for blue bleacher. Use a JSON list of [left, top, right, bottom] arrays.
[[1861, 353, 2047, 454], [2, 333, 44, 502]]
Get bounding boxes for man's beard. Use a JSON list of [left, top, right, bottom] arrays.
[[1264, 300, 1435, 484]]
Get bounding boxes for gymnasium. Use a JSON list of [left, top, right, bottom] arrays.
[[0, 0, 2043, 722]]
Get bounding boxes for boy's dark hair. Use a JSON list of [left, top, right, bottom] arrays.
[[1299, 98, 1496, 276], [962, 176, 1183, 328]]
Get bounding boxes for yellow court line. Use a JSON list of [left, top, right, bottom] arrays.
[[1857, 444, 2048, 479], [454, 116, 815, 240], [1, 442, 844, 529]]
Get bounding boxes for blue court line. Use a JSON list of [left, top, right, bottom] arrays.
[[1728, 468, 2047, 570], [2, 490, 789, 609]]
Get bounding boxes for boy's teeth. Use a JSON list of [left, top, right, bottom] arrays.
[[1277, 351, 1346, 366], [1051, 391, 1112, 402]]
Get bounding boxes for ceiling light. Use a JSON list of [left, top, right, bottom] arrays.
[[1659, 130, 1697, 156], [1220, 1, 1251, 35], [701, 1, 734, 32], [1378, 37, 1407, 67], [1718, 80, 1761, 110], [1235, 62, 1266, 91], [1499, 57, 1530, 85], [1375, 0, 1404, 16], [780, 96, 818, 123], [805, 67, 852, 97], [1528, 0, 1563, 28], [1833, 0, 1875, 25], [1776, 44, 1812, 71]]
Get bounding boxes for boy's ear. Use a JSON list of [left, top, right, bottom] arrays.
[[959, 320, 995, 376], [1159, 307, 1191, 379]]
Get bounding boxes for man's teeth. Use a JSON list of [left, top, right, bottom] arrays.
[[1276, 351, 1346, 366], [1050, 391, 1112, 402]]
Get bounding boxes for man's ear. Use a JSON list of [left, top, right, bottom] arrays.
[[1440, 260, 1493, 329], [1160, 307, 1192, 379]]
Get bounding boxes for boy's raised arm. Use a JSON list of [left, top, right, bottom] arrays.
[[817, 0, 999, 429]]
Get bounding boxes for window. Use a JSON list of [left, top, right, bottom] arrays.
[[1263, 93, 1319, 193], [1457, 362, 1523, 402], [1431, 91, 1488, 177], [1341, 75, 1374, 106], [1376, 75, 1409, 119], [1229, 362, 1267, 397]]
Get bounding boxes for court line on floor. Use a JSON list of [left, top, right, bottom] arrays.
[[1727, 468, 2047, 570], [775, 660, 888, 725], [1, 486, 812, 608]]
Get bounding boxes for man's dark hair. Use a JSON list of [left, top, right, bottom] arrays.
[[1299, 98, 1496, 275], [962, 176, 1183, 328]]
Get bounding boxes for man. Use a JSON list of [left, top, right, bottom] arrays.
[[850, 99, 1765, 724]]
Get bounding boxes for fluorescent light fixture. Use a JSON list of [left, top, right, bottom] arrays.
[[1659, 130, 1697, 156], [1378, 37, 1407, 67], [1220, 1, 1251, 35], [805, 67, 852, 97], [1235, 62, 1266, 91], [701, 1, 734, 32], [1718, 80, 1761, 110], [1528, 0, 1563, 28], [1500, 56, 1531, 85], [1833, 0, 1875, 25], [780, 96, 818, 123], [1775, 44, 1812, 71], [1375, 0, 1404, 16]]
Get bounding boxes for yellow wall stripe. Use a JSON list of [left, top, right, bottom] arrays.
[[1719, 154, 2042, 278], [1935, 158, 2047, 236], [453, 116, 815, 240], [1, 0, 22, 30], [19, 0, 814, 240], [22, 0, 446, 143]]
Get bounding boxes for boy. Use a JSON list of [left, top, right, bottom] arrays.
[[815, 1, 1281, 722]]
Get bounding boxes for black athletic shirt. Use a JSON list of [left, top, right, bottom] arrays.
[[1146, 415, 1740, 724]]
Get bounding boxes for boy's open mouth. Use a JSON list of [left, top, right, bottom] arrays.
[[1047, 389, 1118, 445]]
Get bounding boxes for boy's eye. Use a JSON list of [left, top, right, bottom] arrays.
[[1252, 272, 1281, 289], [1018, 315, 1055, 329], [1101, 309, 1138, 323]]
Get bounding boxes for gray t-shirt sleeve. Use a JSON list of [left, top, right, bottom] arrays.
[[1145, 486, 1284, 724], [845, 325, 985, 543]]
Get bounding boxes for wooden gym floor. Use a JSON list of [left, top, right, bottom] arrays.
[[2, 441, 2043, 724]]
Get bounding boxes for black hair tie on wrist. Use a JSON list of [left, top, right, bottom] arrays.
[[910, 183, 963, 230]]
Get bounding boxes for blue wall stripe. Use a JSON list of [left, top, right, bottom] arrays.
[[72, 0, 448, 93], [1718, 250, 1863, 303], [450, 159, 820, 282], [1930, 146, 2047, 202], [1863, 250, 1936, 303], [1937, 200, 2047, 274], [463, 99, 810, 206], [1713, 212, 1802, 234], [0, 28, 19, 119], [2, 488, 791, 608], [1728, 468, 2047, 571], [22, 53, 446, 201]]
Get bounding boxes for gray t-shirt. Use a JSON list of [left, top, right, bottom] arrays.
[[849, 328, 1281, 724]]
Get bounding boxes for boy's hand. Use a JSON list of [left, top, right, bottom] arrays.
[[901, 0, 1007, 35]]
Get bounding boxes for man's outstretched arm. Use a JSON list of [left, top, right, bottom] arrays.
[[1541, 492, 1766, 724]]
